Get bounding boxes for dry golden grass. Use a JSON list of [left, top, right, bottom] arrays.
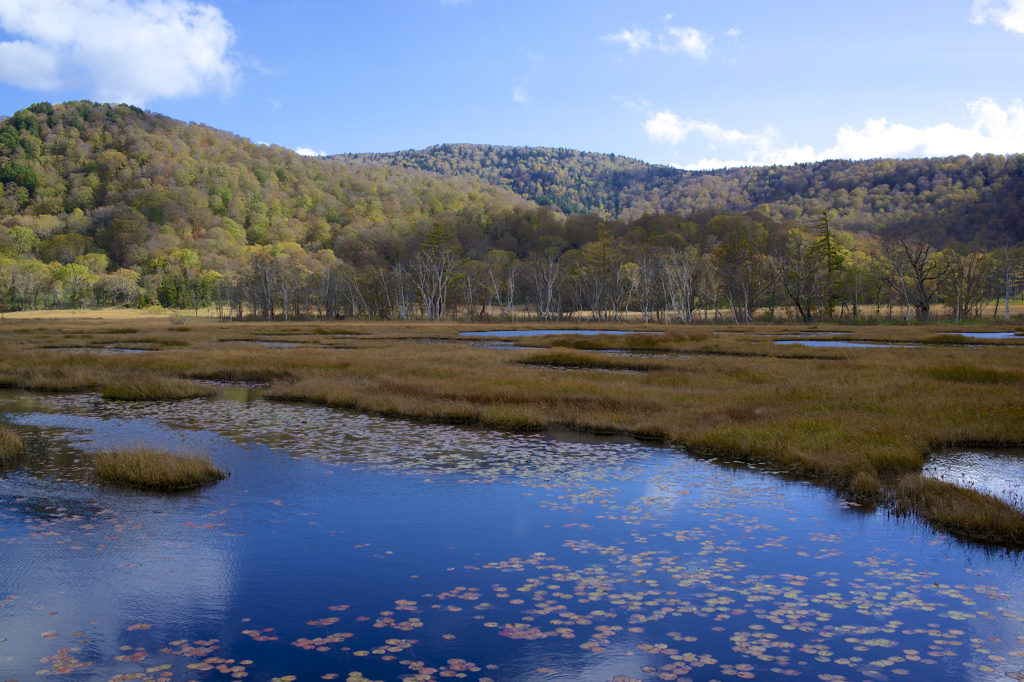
[[517, 349, 670, 371], [0, 424, 25, 465], [102, 376, 218, 401], [896, 475, 1024, 545], [2, 313, 1023, 545], [95, 445, 226, 490]]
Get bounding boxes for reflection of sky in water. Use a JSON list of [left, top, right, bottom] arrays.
[[941, 332, 1020, 339], [460, 330, 658, 337], [925, 449, 1024, 510], [2, 392, 1024, 681], [774, 340, 902, 348]]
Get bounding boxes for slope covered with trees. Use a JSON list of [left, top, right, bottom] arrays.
[[0, 101, 1022, 324], [336, 144, 1024, 246]]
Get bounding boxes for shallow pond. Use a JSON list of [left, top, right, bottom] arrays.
[[41, 347, 156, 355], [940, 333, 1021, 340], [773, 340, 904, 349], [460, 331, 660, 338], [2, 392, 1024, 682]]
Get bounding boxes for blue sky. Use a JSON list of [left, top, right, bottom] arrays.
[[1, 0, 1023, 169]]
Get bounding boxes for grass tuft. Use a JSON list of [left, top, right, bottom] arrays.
[[896, 474, 1024, 546], [922, 334, 973, 345], [102, 377, 217, 401], [95, 445, 226, 490], [0, 425, 25, 465]]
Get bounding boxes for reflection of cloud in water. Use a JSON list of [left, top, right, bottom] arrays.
[[0, 499, 235, 675]]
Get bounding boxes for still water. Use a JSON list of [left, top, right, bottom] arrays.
[[2, 391, 1023, 682], [925, 449, 1024, 511], [459, 331, 657, 338], [772, 341, 903, 349]]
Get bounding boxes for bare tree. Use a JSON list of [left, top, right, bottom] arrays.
[[878, 221, 947, 322], [939, 245, 989, 323], [525, 247, 563, 322], [485, 250, 519, 320], [661, 246, 700, 323], [410, 226, 461, 320], [991, 245, 1024, 320]]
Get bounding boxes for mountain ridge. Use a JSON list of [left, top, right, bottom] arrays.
[[333, 143, 1024, 245]]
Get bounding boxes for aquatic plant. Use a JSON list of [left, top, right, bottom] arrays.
[[0, 424, 25, 464], [94, 445, 226, 490]]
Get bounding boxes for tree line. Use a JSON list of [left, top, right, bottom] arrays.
[[3, 207, 1021, 324]]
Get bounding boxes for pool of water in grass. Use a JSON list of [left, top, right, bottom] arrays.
[[460, 330, 660, 338], [924, 448, 1024, 511], [940, 332, 1021, 340], [773, 340, 904, 348], [2, 391, 1024, 682]]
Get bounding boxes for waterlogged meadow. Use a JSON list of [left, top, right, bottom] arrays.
[[2, 390, 1024, 682]]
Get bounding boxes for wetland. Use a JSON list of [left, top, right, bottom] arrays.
[[1, 315, 1024, 681]]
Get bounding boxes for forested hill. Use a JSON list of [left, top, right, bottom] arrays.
[[334, 144, 1024, 246], [0, 101, 532, 273]]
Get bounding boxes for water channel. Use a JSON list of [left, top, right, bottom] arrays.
[[1, 390, 1022, 682]]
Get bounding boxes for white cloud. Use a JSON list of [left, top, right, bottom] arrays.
[[512, 85, 527, 104], [645, 99, 1024, 170], [602, 28, 651, 55], [727, 27, 741, 39], [971, 0, 1024, 32], [604, 25, 711, 59], [0, 0, 237, 105], [822, 99, 1024, 159], [296, 147, 326, 157], [662, 27, 712, 59], [0, 40, 62, 89]]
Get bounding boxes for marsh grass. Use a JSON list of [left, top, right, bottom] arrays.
[[3, 315, 1024, 545], [546, 330, 708, 351], [922, 365, 1022, 384], [102, 376, 217, 401], [95, 445, 226, 490], [0, 425, 25, 465], [896, 474, 1024, 545], [518, 350, 668, 371]]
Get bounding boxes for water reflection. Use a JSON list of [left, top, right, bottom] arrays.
[[940, 332, 1020, 339], [460, 330, 661, 338], [774, 340, 903, 348], [2, 390, 1023, 682]]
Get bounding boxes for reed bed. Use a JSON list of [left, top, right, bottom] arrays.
[[102, 376, 218, 401], [2, 314, 1023, 545], [0, 425, 25, 465], [896, 474, 1024, 545], [94, 445, 226, 490]]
